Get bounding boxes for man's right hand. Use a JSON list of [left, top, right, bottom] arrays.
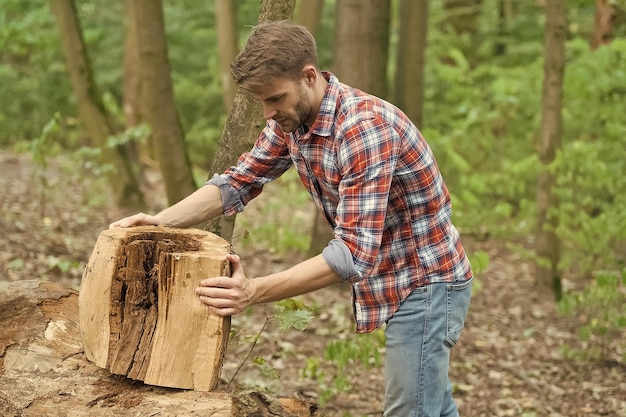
[[109, 213, 160, 229]]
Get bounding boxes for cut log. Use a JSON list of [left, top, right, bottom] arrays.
[[79, 226, 232, 391], [0, 280, 233, 416]]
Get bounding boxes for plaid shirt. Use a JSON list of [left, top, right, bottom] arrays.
[[212, 72, 473, 333]]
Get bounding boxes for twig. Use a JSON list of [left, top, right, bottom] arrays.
[[226, 314, 272, 390]]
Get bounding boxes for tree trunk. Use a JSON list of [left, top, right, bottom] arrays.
[[123, 0, 142, 130], [535, 0, 567, 301], [333, 0, 391, 98], [50, 0, 144, 209], [494, 0, 512, 56], [134, 0, 197, 205], [591, 0, 615, 49], [79, 227, 231, 391], [296, 0, 325, 36], [394, 0, 428, 127], [122, 0, 149, 187], [0, 280, 233, 416], [215, 0, 238, 111], [206, 0, 296, 242]]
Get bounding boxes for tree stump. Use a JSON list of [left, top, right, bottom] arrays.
[[79, 226, 232, 391]]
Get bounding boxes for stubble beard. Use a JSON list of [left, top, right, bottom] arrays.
[[279, 86, 311, 133]]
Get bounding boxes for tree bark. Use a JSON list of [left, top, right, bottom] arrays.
[[134, 0, 197, 205], [79, 227, 232, 391], [206, 0, 296, 242], [50, 0, 144, 209], [296, 0, 325, 37], [333, 0, 391, 98], [122, 0, 150, 186], [215, 0, 239, 111], [535, 0, 567, 301], [591, 0, 615, 49], [394, 0, 428, 127], [123, 0, 142, 130]]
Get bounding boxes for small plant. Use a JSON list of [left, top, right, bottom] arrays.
[[558, 269, 626, 362], [227, 299, 317, 390], [31, 113, 62, 218], [302, 329, 386, 406], [46, 255, 81, 275]]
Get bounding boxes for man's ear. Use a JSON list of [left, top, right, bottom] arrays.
[[302, 66, 317, 85]]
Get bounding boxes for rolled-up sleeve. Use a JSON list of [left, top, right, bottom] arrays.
[[206, 174, 244, 216], [322, 238, 362, 283]]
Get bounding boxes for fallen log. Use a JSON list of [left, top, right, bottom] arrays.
[[0, 279, 233, 416]]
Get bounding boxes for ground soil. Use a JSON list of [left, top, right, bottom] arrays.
[[1, 151, 624, 417]]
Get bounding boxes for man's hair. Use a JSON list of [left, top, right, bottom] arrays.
[[230, 20, 319, 92]]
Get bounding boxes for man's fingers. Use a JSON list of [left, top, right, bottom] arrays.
[[109, 213, 158, 229], [197, 293, 243, 316], [226, 253, 244, 276], [198, 276, 236, 290], [196, 253, 251, 317]]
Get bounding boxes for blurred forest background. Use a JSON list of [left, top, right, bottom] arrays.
[[1, 0, 626, 414]]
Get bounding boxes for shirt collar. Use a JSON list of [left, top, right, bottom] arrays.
[[309, 71, 340, 138]]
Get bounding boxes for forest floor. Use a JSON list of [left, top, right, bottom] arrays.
[[1, 150, 625, 417]]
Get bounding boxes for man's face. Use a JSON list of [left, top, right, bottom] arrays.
[[251, 76, 313, 133]]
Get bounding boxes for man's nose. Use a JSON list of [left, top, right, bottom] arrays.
[[262, 104, 277, 120]]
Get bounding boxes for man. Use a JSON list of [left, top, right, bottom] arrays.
[[110, 21, 473, 417]]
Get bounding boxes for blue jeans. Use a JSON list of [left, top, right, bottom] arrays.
[[384, 278, 473, 417]]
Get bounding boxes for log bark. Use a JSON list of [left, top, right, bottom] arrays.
[[79, 226, 232, 391], [0, 280, 233, 416]]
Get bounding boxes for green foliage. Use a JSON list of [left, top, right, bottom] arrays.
[[421, 36, 544, 237], [274, 298, 317, 331], [0, 0, 71, 145], [550, 40, 626, 360], [302, 329, 386, 406], [468, 250, 490, 295], [550, 39, 626, 278], [468, 251, 490, 275], [237, 168, 312, 256], [558, 269, 626, 361], [46, 255, 81, 275], [30, 113, 63, 217]]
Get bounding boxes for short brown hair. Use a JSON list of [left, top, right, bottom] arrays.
[[230, 21, 319, 92]]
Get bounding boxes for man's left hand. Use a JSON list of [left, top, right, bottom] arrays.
[[195, 254, 256, 316]]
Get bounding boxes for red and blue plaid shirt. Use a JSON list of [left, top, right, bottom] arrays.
[[210, 72, 473, 333]]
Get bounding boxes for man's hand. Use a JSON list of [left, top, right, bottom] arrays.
[[196, 254, 256, 316], [109, 213, 160, 229]]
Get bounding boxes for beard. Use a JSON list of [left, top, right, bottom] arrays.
[[276, 84, 312, 133]]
